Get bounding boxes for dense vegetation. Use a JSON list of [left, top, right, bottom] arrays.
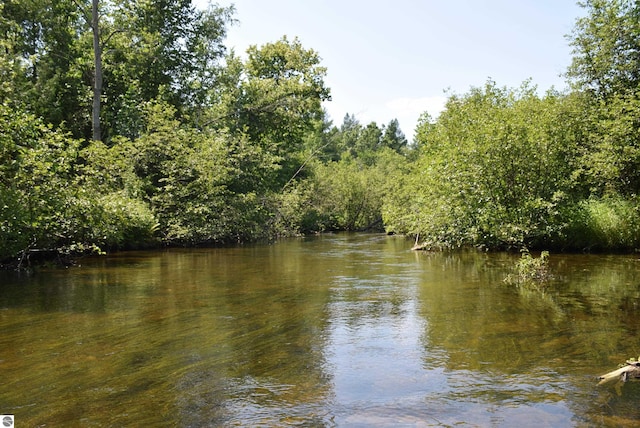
[[1, 0, 640, 266]]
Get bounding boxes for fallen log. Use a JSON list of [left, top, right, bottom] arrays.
[[411, 243, 430, 251], [411, 234, 433, 251], [598, 360, 640, 385]]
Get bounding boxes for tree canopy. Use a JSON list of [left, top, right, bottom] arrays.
[[567, 0, 640, 98], [2, 0, 640, 266]]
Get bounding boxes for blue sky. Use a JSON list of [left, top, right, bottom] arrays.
[[202, 1, 584, 140]]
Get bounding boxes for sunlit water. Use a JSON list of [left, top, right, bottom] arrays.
[[2, 233, 640, 426]]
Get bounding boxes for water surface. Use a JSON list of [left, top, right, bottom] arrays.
[[1, 233, 640, 426]]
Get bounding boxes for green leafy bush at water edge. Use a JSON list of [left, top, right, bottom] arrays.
[[504, 250, 551, 286], [560, 196, 640, 252]]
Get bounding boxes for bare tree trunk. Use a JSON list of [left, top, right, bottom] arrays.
[[92, 0, 102, 141]]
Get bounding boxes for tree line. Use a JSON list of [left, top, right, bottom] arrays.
[[386, 0, 640, 252], [1, 0, 639, 266]]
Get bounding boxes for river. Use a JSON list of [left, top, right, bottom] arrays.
[[1, 233, 640, 426]]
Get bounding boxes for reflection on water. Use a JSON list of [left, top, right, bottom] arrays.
[[1, 233, 640, 426]]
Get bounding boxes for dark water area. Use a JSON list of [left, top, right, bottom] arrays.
[[2, 233, 640, 426]]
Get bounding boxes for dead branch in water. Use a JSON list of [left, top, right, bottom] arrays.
[[598, 360, 640, 385]]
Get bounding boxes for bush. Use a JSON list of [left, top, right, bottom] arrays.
[[562, 195, 640, 251], [269, 179, 327, 236], [0, 105, 84, 259], [311, 159, 387, 231], [504, 250, 551, 286], [385, 82, 581, 250], [94, 193, 158, 249]]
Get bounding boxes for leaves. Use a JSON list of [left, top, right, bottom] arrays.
[[567, 0, 640, 98], [385, 81, 581, 250], [504, 250, 551, 287], [4, 0, 640, 263]]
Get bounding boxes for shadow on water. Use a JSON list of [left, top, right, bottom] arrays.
[[1, 233, 640, 426]]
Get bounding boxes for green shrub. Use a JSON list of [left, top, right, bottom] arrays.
[[0, 186, 30, 260], [269, 179, 329, 236], [385, 82, 581, 250], [504, 250, 551, 286], [563, 195, 640, 251], [95, 192, 158, 249], [311, 159, 386, 231]]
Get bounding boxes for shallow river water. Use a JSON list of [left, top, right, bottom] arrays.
[[2, 233, 640, 426]]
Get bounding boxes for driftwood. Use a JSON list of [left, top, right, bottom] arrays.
[[411, 234, 429, 251], [411, 243, 429, 251], [598, 360, 640, 385]]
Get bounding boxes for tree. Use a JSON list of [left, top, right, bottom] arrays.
[[381, 118, 408, 154], [100, 0, 234, 140], [567, 0, 640, 195], [0, 0, 234, 141], [0, 2, 26, 104], [211, 36, 330, 188], [335, 113, 362, 158], [91, 0, 102, 141], [356, 122, 383, 163], [384, 81, 582, 249], [567, 0, 640, 99], [0, 0, 89, 137], [326, 114, 379, 162]]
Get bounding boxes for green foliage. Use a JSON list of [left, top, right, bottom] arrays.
[[567, 0, 640, 98], [384, 3, 640, 252], [0, 186, 28, 261], [504, 250, 551, 286], [80, 137, 144, 197], [101, 1, 234, 139], [0, 3, 28, 105], [381, 118, 408, 154], [210, 36, 330, 188], [306, 149, 407, 232], [1, 106, 82, 254], [0, 103, 159, 262], [265, 172, 331, 236], [567, 1, 640, 196], [562, 195, 640, 251], [325, 115, 409, 165], [55, 189, 157, 251], [5, 0, 640, 265], [93, 192, 158, 248], [315, 160, 384, 230], [574, 91, 640, 196], [385, 81, 581, 250], [267, 144, 415, 236], [125, 100, 282, 244], [1, 0, 92, 137], [0, 0, 234, 140]]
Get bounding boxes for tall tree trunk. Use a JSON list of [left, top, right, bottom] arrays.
[[92, 0, 102, 141]]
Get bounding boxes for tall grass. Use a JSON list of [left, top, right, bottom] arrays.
[[563, 195, 640, 251]]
